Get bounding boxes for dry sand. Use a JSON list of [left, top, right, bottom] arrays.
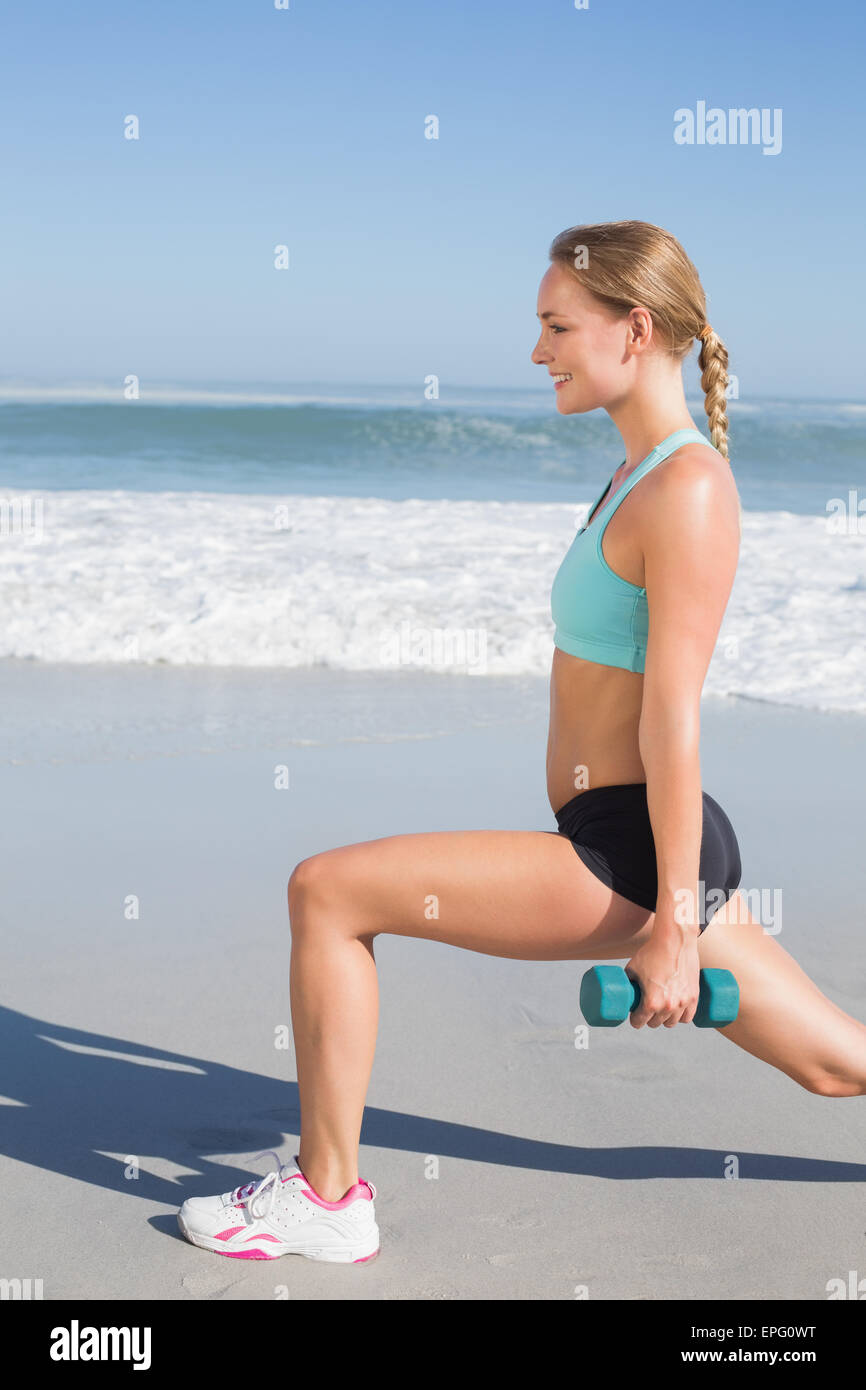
[[1, 660, 864, 1299]]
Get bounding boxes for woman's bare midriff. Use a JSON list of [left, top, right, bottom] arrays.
[[546, 647, 647, 814]]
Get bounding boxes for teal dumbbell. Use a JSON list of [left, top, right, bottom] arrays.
[[580, 965, 739, 1028]]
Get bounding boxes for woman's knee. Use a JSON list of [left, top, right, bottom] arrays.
[[287, 854, 330, 922], [287, 849, 365, 934], [799, 1064, 866, 1098]]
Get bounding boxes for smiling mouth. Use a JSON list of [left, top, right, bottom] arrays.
[[552, 373, 573, 386]]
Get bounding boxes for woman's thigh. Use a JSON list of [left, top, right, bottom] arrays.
[[290, 829, 658, 961], [697, 891, 866, 1091]]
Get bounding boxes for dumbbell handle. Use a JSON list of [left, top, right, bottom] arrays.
[[622, 975, 641, 1013], [628, 970, 739, 1025]]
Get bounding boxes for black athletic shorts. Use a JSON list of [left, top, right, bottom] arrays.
[[552, 782, 742, 932]]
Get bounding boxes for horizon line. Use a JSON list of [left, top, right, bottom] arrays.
[[0, 381, 864, 410]]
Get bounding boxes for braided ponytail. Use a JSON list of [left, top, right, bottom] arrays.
[[696, 324, 730, 460]]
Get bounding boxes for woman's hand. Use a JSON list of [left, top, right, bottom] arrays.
[[625, 919, 701, 1028]]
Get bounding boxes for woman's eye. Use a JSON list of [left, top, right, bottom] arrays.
[[551, 325, 566, 333]]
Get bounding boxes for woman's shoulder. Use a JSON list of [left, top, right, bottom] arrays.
[[639, 437, 741, 541]]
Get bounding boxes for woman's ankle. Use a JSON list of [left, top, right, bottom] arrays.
[[297, 1149, 359, 1203]]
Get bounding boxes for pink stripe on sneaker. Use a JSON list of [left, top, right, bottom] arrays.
[[214, 1226, 245, 1241], [219, 1248, 279, 1259], [290, 1170, 375, 1210]]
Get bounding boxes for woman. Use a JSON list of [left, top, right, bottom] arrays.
[[178, 220, 866, 1264]]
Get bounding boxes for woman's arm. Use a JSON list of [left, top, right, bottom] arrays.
[[628, 446, 741, 1026]]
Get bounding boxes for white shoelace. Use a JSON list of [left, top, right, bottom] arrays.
[[231, 1149, 295, 1221], [240, 1169, 284, 1221]]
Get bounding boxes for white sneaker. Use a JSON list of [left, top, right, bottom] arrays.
[[177, 1151, 380, 1263]]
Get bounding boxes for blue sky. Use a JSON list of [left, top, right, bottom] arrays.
[[3, 0, 864, 397]]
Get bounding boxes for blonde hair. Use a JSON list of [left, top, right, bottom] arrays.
[[548, 220, 730, 459]]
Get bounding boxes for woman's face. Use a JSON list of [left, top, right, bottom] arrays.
[[531, 263, 633, 415]]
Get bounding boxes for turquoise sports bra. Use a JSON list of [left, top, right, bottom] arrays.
[[551, 428, 720, 673]]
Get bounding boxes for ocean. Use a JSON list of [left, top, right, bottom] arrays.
[[1, 385, 864, 713]]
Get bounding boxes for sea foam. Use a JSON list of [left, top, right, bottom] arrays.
[[1, 488, 864, 713]]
